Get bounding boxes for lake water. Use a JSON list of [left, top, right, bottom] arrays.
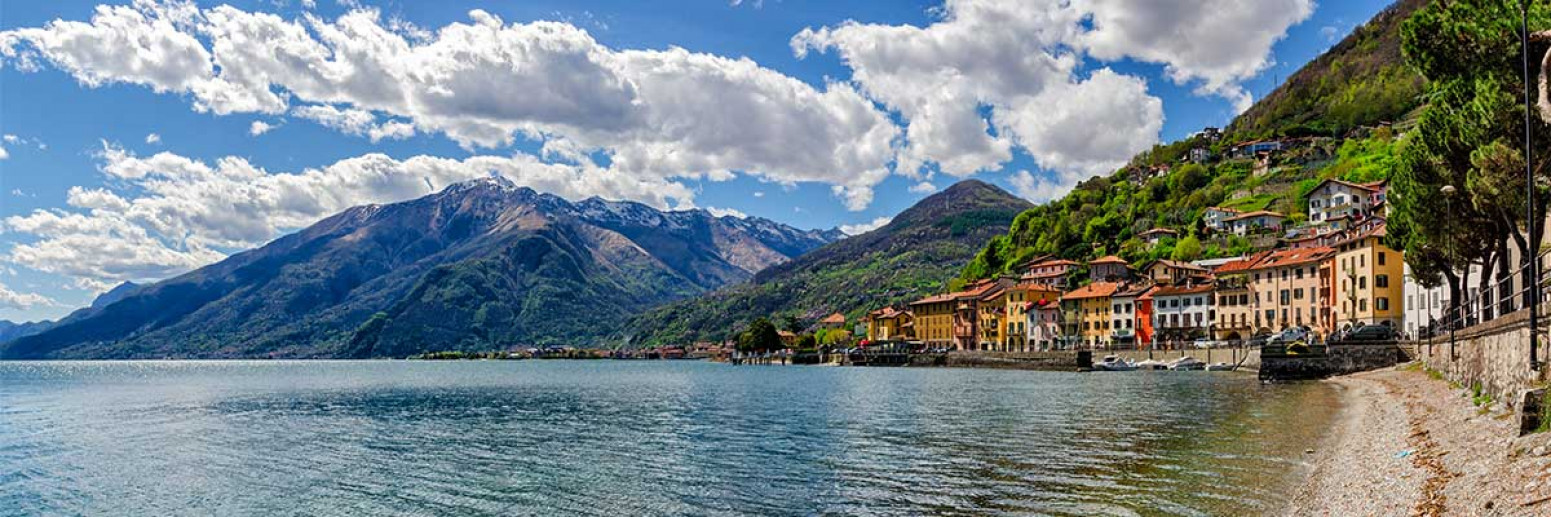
[[0, 360, 1339, 516]]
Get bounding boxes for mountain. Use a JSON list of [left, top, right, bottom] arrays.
[[1, 178, 838, 359], [622, 180, 1032, 346], [959, 0, 1428, 280], [0, 282, 140, 345], [1227, 0, 1426, 140]]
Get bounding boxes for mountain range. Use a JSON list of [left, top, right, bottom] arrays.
[[1, 179, 839, 359]]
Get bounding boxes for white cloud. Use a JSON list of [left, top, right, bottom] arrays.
[[752, 191, 764, 198], [249, 120, 275, 136], [840, 216, 891, 236], [704, 206, 747, 219], [3, 144, 697, 288], [908, 181, 937, 194], [145, 132, 161, 144], [1073, 0, 1314, 113], [2, 3, 897, 210], [0, 281, 56, 309], [1007, 169, 1080, 203], [0, 145, 7, 160]]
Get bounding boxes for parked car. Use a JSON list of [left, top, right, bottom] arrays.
[[1247, 332, 1274, 348], [1192, 338, 1216, 349], [1343, 324, 1395, 342], [1268, 326, 1311, 346]]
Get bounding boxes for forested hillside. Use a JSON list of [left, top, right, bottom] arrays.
[[960, 0, 1429, 282]]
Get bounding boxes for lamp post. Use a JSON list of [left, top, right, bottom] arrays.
[[1443, 184, 1458, 361], [1521, 0, 1542, 370]]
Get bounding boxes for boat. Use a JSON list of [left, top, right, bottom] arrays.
[[1093, 355, 1137, 371], [1205, 362, 1235, 371], [1169, 356, 1206, 371], [1134, 359, 1169, 370]]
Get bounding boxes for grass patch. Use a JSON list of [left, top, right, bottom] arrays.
[[1538, 388, 1551, 434], [1470, 382, 1494, 407]]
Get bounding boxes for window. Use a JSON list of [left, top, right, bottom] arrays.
[[1294, 288, 1304, 300], [1360, 277, 1367, 289], [1360, 255, 1366, 267], [1377, 298, 1390, 311], [1378, 252, 1386, 265], [1295, 268, 1304, 280], [1280, 290, 1291, 305], [1376, 275, 1389, 288], [1360, 299, 1368, 312]]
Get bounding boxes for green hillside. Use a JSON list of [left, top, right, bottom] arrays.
[[960, 0, 1427, 281]]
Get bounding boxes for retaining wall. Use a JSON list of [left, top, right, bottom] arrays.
[[1415, 307, 1551, 409]]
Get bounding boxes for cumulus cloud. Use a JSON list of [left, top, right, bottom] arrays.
[[145, 132, 161, 144], [1072, 0, 1314, 113], [0, 145, 7, 160], [0, 281, 56, 309], [3, 143, 697, 287], [908, 182, 937, 194], [840, 215, 891, 235], [1, 2, 897, 209], [793, 0, 1309, 182], [249, 120, 275, 136]]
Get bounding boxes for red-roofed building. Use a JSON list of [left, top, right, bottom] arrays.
[[1246, 247, 1337, 333], [1089, 255, 1131, 282], [1061, 281, 1122, 349]]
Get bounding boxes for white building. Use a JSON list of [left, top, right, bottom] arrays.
[[1152, 284, 1215, 345], [1224, 210, 1287, 236], [1308, 179, 1384, 230], [1203, 207, 1242, 233]]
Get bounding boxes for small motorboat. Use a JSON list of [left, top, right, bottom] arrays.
[[1169, 356, 1206, 371], [1134, 359, 1169, 370], [1205, 362, 1235, 371], [1093, 355, 1137, 371]]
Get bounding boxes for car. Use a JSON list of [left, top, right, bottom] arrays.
[[1267, 326, 1311, 346], [1343, 324, 1395, 342], [1247, 333, 1274, 348], [1192, 338, 1216, 349]]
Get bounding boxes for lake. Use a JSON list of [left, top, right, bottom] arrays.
[[0, 360, 1338, 516]]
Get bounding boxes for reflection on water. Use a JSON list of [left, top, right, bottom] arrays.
[[0, 360, 1338, 515]]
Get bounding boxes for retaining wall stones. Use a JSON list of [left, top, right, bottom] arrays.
[[1415, 307, 1551, 410], [1259, 343, 1411, 381]]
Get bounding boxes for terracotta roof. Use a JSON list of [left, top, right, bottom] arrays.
[[1212, 251, 1271, 274], [1062, 282, 1120, 300], [1224, 210, 1286, 222], [1153, 284, 1214, 296], [867, 307, 910, 320], [1149, 259, 1207, 272], [1248, 247, 1335, 270], [1206, 206, 1243, 214], [1090, 255, 1128, 265], [909, 293, 957, 305], [1139, 228, 1179, 237], [820, 312, 847, 324], [1113, 283, 1157, 298]]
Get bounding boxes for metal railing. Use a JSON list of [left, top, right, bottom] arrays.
[[1417, 252, 1549, 369]]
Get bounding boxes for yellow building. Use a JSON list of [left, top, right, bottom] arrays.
[[978, 285, 1009, 350], [1210, 252, 1268, 343], [864, 307, 913, 342], [1004, 283, 1061, 351], [1061, 282, 1120, 349], [909, 294, 957, 348], [1332, 225, 1403, 331], [1246, 247, 1336, 334]]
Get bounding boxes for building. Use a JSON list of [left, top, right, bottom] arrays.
[[909, 293, 957, 349], [864, 307, 914, 342], [778, 330, 799, 348], [1110, 283, 1156, 349], [1017, 258, 1080, 290], [1152, 284, 1215, 347], [1005, 283, 1059, 351], [1188, 147, 1211, 164], [1331, 225, 1403, 332], [977, 283, 1009, 350], [1307, 179, 1384, 231], [1138, 228, 1179, 246], [818, 312, 847, 329], [1142, 259, 1209, 286], [1027, 299, 1063, 350], [1246, 247, 1336, 334], [1229, 139, 1287, 159], [1061, 282, 1120, 349], [1089, 255, 1130, 282], [1211, 253, 1268, 343], [1224, 210, 1287, 236], [1203, 207, 1243, 233]]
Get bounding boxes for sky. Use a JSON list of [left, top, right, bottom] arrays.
[[0, 0, 1392, 322]]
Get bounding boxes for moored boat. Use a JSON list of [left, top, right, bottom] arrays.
[[1169, 356, 1206, 371], [1093, 355, 1137, 371]]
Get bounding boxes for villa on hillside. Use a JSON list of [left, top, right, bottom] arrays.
[[1224, 210, 1287, 236], [1142, 259, 1209, 286], [1017, 257, 1080, 290], [1308, 179, 1387, 232], [1089, 255, 1131, 282], [1203, 207, 1242, 233], [1138, 228, 1178, 246]]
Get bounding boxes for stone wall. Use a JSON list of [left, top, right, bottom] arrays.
[[939, 351, 1085, 371], [1260, 343, 1411, 381], [1415, 307, 1551, 409]]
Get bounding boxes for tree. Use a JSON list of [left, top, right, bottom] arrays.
[[738, 317, 782, 353], [1171, 234, 1203, 262], [795, 334, 818, 351], [1390, 0, 1551, 316]]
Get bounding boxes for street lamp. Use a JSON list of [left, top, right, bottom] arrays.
[[1442, 184, 1457, 361], [1520, 0, 1541, 370]]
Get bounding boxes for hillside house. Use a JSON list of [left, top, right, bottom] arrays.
[[1307, 179, 1384, 231], [1203, 207, 1242, 233], [1138, 228, 1178, 246], [1224, 210, 1286, 236], [1089, 255, 1131, 282], [1018, 258, 1079, 290], [1143, 259, 1210, 286], [1188, 147, 1211, 164]]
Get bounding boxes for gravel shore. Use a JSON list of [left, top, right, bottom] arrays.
[[1286, 367, 1551, 516]]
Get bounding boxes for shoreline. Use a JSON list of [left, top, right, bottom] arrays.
[[1287, 367, 1551, 515]]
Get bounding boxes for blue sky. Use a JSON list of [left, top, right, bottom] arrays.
[[0, 0, 1391, 321]]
